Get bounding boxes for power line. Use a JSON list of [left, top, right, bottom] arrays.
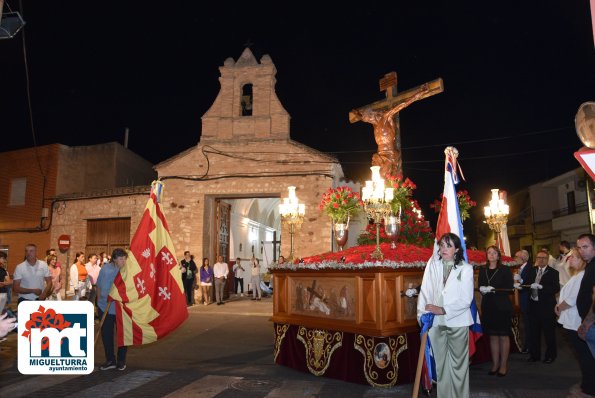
[[324, 125, 573, 154]]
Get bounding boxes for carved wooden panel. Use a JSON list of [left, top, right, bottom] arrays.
[[382, 276, 398, 324], [359, 277, 376, 324], [289, 277, 356, 320]]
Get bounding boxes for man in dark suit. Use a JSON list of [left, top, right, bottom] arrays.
[[526, 251, 559, 363], [513, 250, 533, 354]]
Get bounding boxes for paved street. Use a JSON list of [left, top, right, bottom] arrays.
[[0, 296, 583, 397]]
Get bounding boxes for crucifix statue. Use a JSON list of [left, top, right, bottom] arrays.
[[350, 72, 444, 177]]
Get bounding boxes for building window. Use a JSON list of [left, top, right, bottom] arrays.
[[9, 177, 26, 206], [241, 84, 253, 116], [567, 191, 576, 214]]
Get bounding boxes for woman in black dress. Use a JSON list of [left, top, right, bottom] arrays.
[[478, 245, 513, 376]]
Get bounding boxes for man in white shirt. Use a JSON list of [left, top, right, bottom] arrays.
[[13, 244, 52, 303], [232, 257, 245, 297], [213, 255, 229, 305]]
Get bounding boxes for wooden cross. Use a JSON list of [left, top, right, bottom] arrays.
[[349, 72, 444, 177], [263, 231, 282, 262], [349, 74, 444, 123], [307, 280, 323, 305]]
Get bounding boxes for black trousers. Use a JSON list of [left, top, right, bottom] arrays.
[[528, 300, 556, 360], [183, 278, 195, 305], [566, 329, 595, 395], [97, 308, 127, 365], [234, 277, 244, 293]]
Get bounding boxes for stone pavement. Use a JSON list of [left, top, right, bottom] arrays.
[[0, 295, 584, 397]]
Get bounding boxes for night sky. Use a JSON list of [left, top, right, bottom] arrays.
[[1, 1, 594, 220]]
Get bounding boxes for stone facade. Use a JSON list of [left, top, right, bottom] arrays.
[[156, 140, 341, 262], [45, 48, 344, 276], [155, 48, 343, 262]]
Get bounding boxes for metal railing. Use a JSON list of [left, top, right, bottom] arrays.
[[552, 202, 588, 218]]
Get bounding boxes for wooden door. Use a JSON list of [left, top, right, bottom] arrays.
[[86, 218, 131, 258], [214, 200, 232, 296], [214, 201, 231, 262]]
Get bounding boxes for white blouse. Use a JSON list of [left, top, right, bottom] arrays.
[[557, 270, 585, 331]]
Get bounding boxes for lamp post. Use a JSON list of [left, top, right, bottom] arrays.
[[484, 188, 509, 248], [279, 186, 305, 262], [362, 166, 394, 260]]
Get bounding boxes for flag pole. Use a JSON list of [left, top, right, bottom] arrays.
[[94, 300, 112, 346], [412, 330, 428, 398]]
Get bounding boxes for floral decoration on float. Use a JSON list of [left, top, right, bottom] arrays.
[[270, 242, 516, 271], [271, 175, 514, 272]]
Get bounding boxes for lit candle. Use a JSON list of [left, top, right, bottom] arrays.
[[385, 188, 394, 202], [298, 203, 305, 215], [288, 186, 296, 200], [371, 166, 381, 182]]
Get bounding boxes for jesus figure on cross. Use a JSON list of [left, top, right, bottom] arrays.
[[351, 83, 430, 178]]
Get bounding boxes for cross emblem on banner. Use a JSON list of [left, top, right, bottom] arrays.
[[158, 286, 171, 300]]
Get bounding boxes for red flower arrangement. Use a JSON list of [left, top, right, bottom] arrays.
[[291, 242, 514, 267], [430, 190, 477, 221], [319, 186, 363, 224], [385, 174, 416, 214]]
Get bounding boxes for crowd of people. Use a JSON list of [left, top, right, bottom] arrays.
[[0, 244, 128, 371], [180, 253, 277, 306], [418, 233, 595, 398], [0, 245, 279, 371]]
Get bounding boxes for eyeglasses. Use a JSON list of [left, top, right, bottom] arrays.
[[536, 256, 548, 260]]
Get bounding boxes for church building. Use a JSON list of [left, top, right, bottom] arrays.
[[49, 48, 346, 280]]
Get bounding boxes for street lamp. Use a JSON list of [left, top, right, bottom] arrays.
[[362, 166, 394, 260], [279, 186, 305, 262], [484, 188, 509, 248]]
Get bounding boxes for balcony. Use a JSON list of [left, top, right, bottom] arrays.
[[552, 203, 590, 232], [552, 202, 587, 218]]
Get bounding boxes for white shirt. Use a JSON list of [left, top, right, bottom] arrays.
[[213, 262, 229, 278], [13, 260, 50, 300], [251, 261, 261, 277], [233, 263, 244, 278], [557, 270, 585, 331], [417, 258, 474, 327]]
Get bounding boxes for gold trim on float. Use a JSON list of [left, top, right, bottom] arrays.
[[511, 314, 523, 352], [354, 334, 407, 388], [273, 324, 290, 361], [296, 326, 343, 376]]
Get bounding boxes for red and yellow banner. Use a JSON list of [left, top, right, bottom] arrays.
[[109, 182, 188, 346]]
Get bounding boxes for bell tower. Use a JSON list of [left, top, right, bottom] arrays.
[[201, 48, 290, 142]]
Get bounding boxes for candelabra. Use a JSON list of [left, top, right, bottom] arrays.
[[362, 166, 394, 260], [279, 186, 305, 262], [484, 188, 509, 247]]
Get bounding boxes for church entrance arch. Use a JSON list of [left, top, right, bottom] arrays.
[[208, 195, 281, 300]]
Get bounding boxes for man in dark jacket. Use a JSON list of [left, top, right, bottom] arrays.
[[526, 252, 559, 364]]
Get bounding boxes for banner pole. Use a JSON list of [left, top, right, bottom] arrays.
[[94, 300, 112, 346], [412, 330, 428, 398]]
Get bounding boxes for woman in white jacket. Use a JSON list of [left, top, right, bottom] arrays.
[[69, 252, 90, 300], [417, 232, 474, 398]]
